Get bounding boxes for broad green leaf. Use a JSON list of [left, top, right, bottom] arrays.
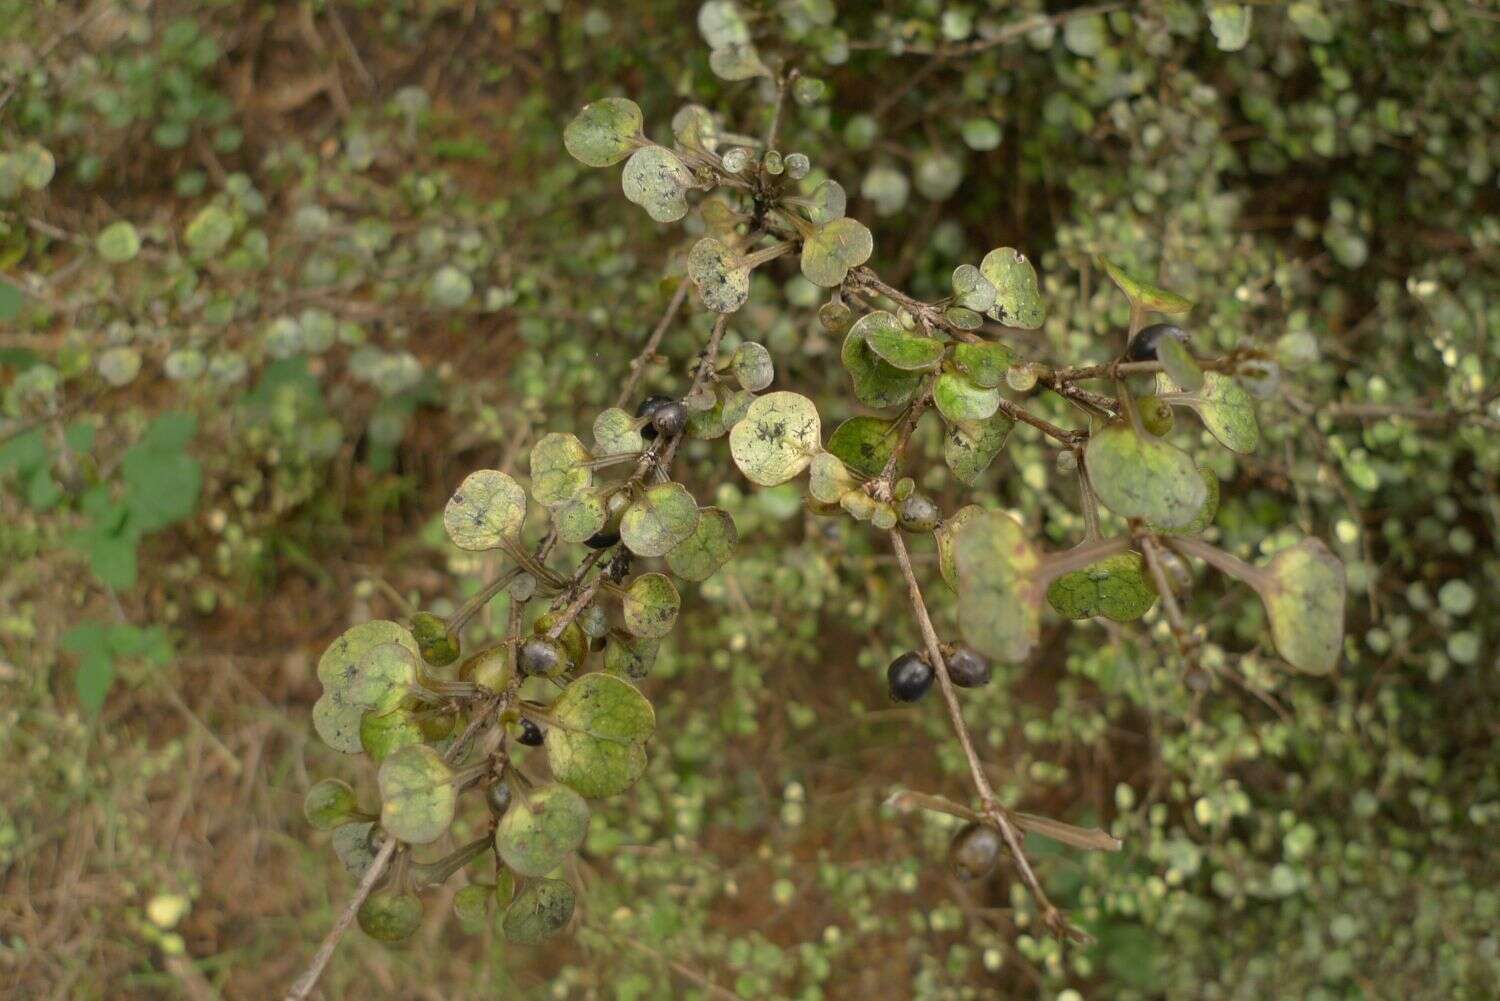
[[826, 416, 897, 477], [503, 879, 576, 944], [378, 744, 456, 845], [332, 821, 380, 878], [184, 204, 235, 256], [453, 885, 492, 932], [621, 482, 701, 558], [1149, 464, 1220, 535], [933, 372, 1000, 423], [546, 673, 656, 797], [563, 96, 643, 167], [979, 247, 1045, 328], [944, 306, 983, 330], [344, 641, 418, 712], [304, 779, 359, 830], [360, 705, 427, 762], [952, 264, 997, 313], [444, 469, 527, 549], [16, 141, 56, 190], [665, 507, 738, 581], [954, 510, 1043, 662], [318, 620, 419, 688], [1100, 258, 1193, 315], [730, 341, 774, 391], [863, 328, 946, 371], [809, 451, 859, 503], [699, 1, 751, 47], [688, 237, 750, 313], [936, 504, 986, 590], [622, 146, 695, 223], [554, 490, 609, 543], [358, 889, 422, 943], [1155, 335, 1204, 393], [801, 218, 873, 288], [1169, 372, 1260, 454], [914, 148, 964, 200], [0, 280, 22, 321], [841, 312, 923, 408], [1046, 552, 1157, 622], [1209, 5, 1253, 51], [1260, 539, 1346, 674], [592, 407, 644, 455], [96, 221, 141, 263], [621, 572, 680, 639], [530, 433, 593, 508], [951, 341, 1014, 388], [708, 42, 769, 81], [313, 689, 365, 754], [728, 391, 821, 486], [495, 783, 590, 875], [1085, 424, 1208, 529], [803, 179, 847, 225], [944, 412, 1014, 485], [605, 634, 660, 680], [688, 385, 753, 439]]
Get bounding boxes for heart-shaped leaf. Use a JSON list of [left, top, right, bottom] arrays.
[[1168, 372, 1260, 454], [502, 878, 576, 944], [563, 97, 643, 167], [546, 673, 656, 797], [593, 407, 644, 455], [951, 341, 1014, 389], [826, 416, 897, 477], [953, 510, 1043, 662], [622, 146, 695, 223], [801, 218, 873, 288], [359, 704, 426, 763], [1085, 424, 1208, 529], [841, 312, 923, 408], [304, 778, 360, 830], [864, 328, 946, 371], [358, 889, 422, 942], [728, 391, 821, 486], [952, 264, 997, 313], [1260, 539, 1346, 674], [730, 341, 774, 392], [622, 572, 680, 639], [495, 783, 590, 876], [378, 744, 456, 845], [979, 247, 1045, 328], [933, 372, 1001, 423], [444, 469, 527, 550], [944, 412, 1014, 485], [688, 237, 751, 313], [665, 507, 738, 581], [1101, 258, 1193, 315], [621, 482, 701, 558], [1046, 551, 1157, 621], [530, 433, 593, 508]]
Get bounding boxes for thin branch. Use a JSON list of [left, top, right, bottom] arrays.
[[283, 837, 399, 1001], [615, 276, 693, 410]]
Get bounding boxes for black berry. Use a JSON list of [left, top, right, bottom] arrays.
[[946, 646, 992, 688], [887, 651, 934, 703], [650, 400, 688, 438], [949, 822, 1003, 880], [518, 718, 545, 746], [584, 529, 621, 549], [1124, 323, 1186, 363], [635, 395, 673, 440], [518, 636, 565, 677], [485, 779, 512, 816]]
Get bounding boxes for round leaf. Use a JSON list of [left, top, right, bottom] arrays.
[[1100, 258, 1193, 315], [304, 778, 359, 830], [1172, 372, 1260, 454], [620, 482, 701, 558], [318, 620, 419, 689], [621, 572, 680, 639], [502, 878, 576, 944], [688, 385, 754, 439], [530, 433, 593, 508], [954, 510, 1043, 662], [801, 218, 873, 288], [1261, 539, 1346, 674], [979, 247, 1045, 328], [936, 504, 986, 590], [952, 264, 997, 313], [688, 237, 750, 313], [495, 783, 591, 876], [444, 469, 527, 550], [96, 221, 141, 263], [951, 341, 1014, 389], [605, 634, 660, 680], [665, 507, 738, 581], [708, 42, 769, 81], [554, 491, 609, 543], [313, 689, 365, 754], [933, 372, 1000, 423], [1046, 552, 1157, 622], [944, 413, 1014, 485], [331, 821, 380, 878], [803, 179, 847, 224], [564, 97, 643, 167], [622, 146, 695, 223], [1085, 424, 1208, 530], [546, 673, 657, 797], [377, 744, 456, 845], [863, 329, 946, 371], [728, 391, 822, 486], [731, 342, 774, 391], [593, 407, 644, 455], [1149, 464, 1220, 536], [826, 416, 897, 477], [841, 312, 923, 408], [344, 641, 418, 712]]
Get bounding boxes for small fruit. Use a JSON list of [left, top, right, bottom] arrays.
[[635, 395, 673, 440], [650, 400, 689, 438], [887, 651, 934, 703], [1137, 394, 1174, 436], [518, 718, 545, 746], [584, 529, 620, 549], [1124, 323, 1187, 363], [411, 611, 460, 667], [518, 636, 566, 677], [532, 611, 586, 666], [949, 822, 1003, 880], [460, 647, 514, 692], [486, 779, 513, 816], [898, 493, 942, 533], [303, 778, 359, 830], [945, 646, 992, 688], [357, 888, 423, 942]]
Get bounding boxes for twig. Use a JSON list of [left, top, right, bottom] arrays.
[[283, 837, 399, 1001], [615, 276, 693, 410]]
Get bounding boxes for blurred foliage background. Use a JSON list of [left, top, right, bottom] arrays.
[[2, 1, 1498, 998]]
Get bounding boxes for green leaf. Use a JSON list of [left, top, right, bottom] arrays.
[[563, 96, 643, 167], [495, 783, 591, 875], [593, 407, 644, 455], [622, 146, 695, 223], [936, 504, 986, 590], [954, 510, 1043, 662], [800, 218, 873, 288], [331, 821, 380, 878], [62, 622, 114, 715], [304, 778, 360, 830], [951, 264, 996, 313], [1085, 424, 1208, 530], [343, 642, 419, 712], [665, 507, 738, 582], [688, 237, 751, 314], [503, 878, 576, 944], [121, 413, 201, 532], [530, 433, 593, 508], [978, 247, 1045, 328], [96, 221, 142, 263], [1046, 552, 1157, 622], [730, 342, 774, 392], [809, 451, 859, 504], [708, 42, 769, 81], [944, 412, 1015, 485], [378, 744, 457, 845], [803, 179, 847, 225], [1148, 464, 1220, 536], [1155, 335, 1204, 393], [728, 391, 821, 486], [1100, 258, 1193, 315], [687, 385, 753, 440], [841, 312, 922, 409], [863, 328, 946, 371], [621, 482, 701, 558], [443, 469, 526, 549], [0, 280, 22, 321], [1209, 5, 1253, 51], [605, 634, 660, 680], [1168, 372, 1260, 454], [359, 705, 427, 762], [318, 620, 420, 688], [951, 341, 1014, 388], [184, 204, 235, 256], [87, 530, 138, 590], [554, 491, 608, 544], [358, 889, 423, 943], [546, 673, 656, 798], [313, 689, 365, 753], [933, 372, 1000, 423], [826, 416, 897, 478], [621, 572, 680, 639], [1260, 540, 1346, 674]]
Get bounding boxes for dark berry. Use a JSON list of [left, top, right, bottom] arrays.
[[946, 646, 992, 689], [949, 822, 1003, 880], [485, 779, 513, 816], [635, 395, 673, 440], [887, 651, 934, 703], [584, 529, 621, 550], [518, 718, 545, 746], [1124, 323, 1186, 363], [650, 400, 688, 438], [898, 493, 942, 533], [517, 636, 565, 677]]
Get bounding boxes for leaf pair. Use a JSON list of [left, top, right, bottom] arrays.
[[313, 621, 422, 754]]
